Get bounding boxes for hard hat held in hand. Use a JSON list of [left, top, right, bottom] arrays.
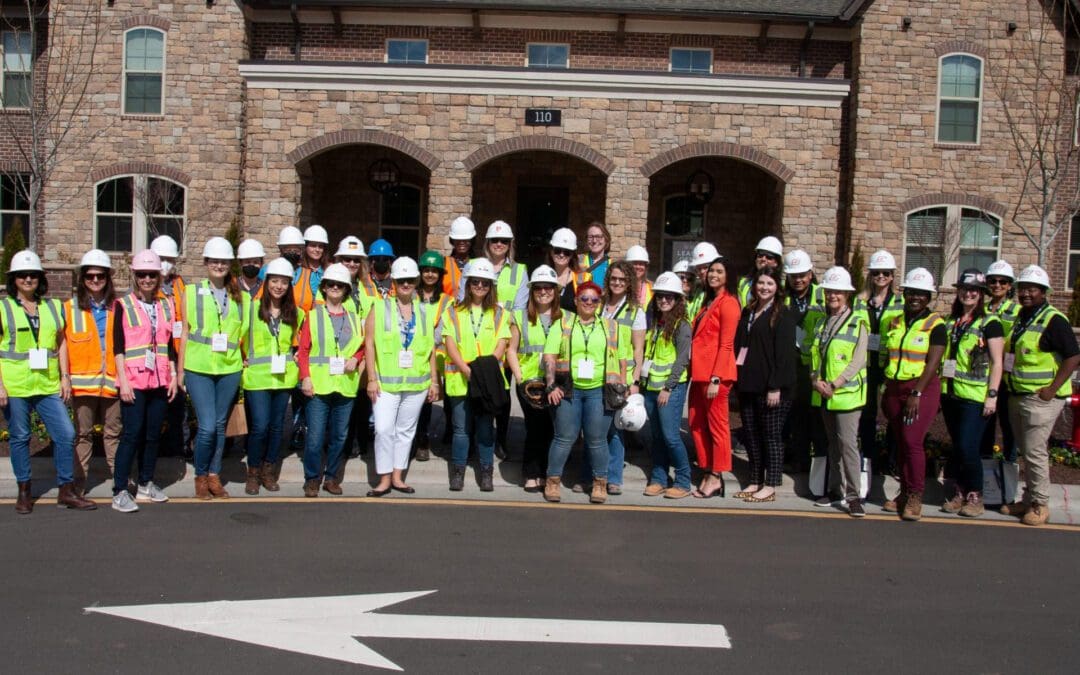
[[321, 263, 353, 288], [303, 224, 329, 244], [652, 272, 684, 296], [625, 245, 649, 263], [820, 266, 855, 292], [868, 249, 896, 270], [391, 257, 420, 280], [486, 220, 513, 240], [276, 226, 305, 247], [449, 216, 477, 240], [335, 236, 366, 258], [150, 235, 180, 259], [202, 237, 235, 260], [529, 265, 558, 286], [463, 257, 497, 281], [549, 228, 577, 250], [901, 267, 936, 293], [237, 238, 266, 260], [783, 249, 812, 275], [615, 393, 647, 432], [264, 257, 295, 279], [80, 249, 112, 270], [130, 249, 162, 273], [985, 259, 1014, 280], [1017, 265, 1051, 290], [755, 236, 783, 257], [692, 242, 719, 266]]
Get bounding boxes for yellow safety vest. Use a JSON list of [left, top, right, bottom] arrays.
[[0, 297, 64, 397], [371, 297, 435, 393], [442, 304, 509, 397], [241, 296, 302, 391], [884, 311, 944, 381], [643, 319, 688, 391], [1005, 303, 1073, 397], [307, 304, 363, 397], [810, 308, 869, 410], [513, 308, 554, 382], [183, 280, 244, 375], [547, 315, 624, 390]]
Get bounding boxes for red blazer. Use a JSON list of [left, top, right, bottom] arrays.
[[691, 291, 740, 383]]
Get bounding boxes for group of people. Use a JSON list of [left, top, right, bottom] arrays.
[[1, 220, 1075, 527]]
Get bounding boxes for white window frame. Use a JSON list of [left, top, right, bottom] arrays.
[[385, 38, 428, 65], [903, 204, 1001, 285], [0, 173, 30, 245], [122, 27, 166, 116], [526, 43, 569, 69], [1, 29, 32, 110], [1068, 215, 1080, 287], [669, 47, 713, 75], [94, 174, 187, 253], [378, 182, 425, 260], [935, 53, 983, 145]]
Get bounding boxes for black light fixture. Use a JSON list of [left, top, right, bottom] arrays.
[[686, 169, 714, 205], [901, 17, 912, 31], [368, 158, 401, 195], [1007, 21, 1018, 34]]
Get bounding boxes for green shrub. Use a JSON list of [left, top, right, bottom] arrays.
[[1, 221, 27, 277], [849, 240, 866, 295]]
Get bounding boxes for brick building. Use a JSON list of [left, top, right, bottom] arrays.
[[1, 0, 1078, 291]]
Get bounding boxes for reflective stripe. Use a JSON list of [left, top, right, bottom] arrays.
[[248, 354, 295, 366], [72, 305, 84, 333], [0, 298, 58, 360]]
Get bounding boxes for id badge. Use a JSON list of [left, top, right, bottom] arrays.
[[640, 359, 653, 379], [173, 321, 183, 339], [28, 348, 48, 371], [398, 351, 414, 369], [144, 350, 156, 371], [1003, 353, 1015, 373], [941, 359, 957, 379], [329, 357, 346, 375], [271, 354, 287, 374], [867, 334, 881, 352], [211, 333, 229, 352], [576, 358, 595, 379], [735, 347, 748, 366], [197, 287, 212, 296]]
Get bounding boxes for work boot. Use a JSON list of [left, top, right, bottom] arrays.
[[1000, 501, 1029, 517], [323, 479, 343, 496], [590, 478, 608, 504], [260, 462, 280, 492], [194, 475, 211, 500], [478, 465, 494, 492], [901, 492, 923, 521], [415, 435, 431, 462], [959, 491, 984, 518], [303, 479, 319, 498], [941, 480, 963, 514], [449, 464, 466, 491], [882, 491, 907, 513], [56, 483, 97, 510], [15, 481, 32, 515], [245, 466, 261, 496], [543, 476, 562, 503], [206, 474, 230, 499], [1021, 503, 1050, 526]]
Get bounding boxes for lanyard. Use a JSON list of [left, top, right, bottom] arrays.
[[817, 308, 851, 362], [1010, 303, 1049, 352], [397, 300, 416, 350], [22, 304, 40, 347], [573, 317, 600, 354], [468, 306, 486, 342], [329, 311, 350, 357], [747, 301, 772, 332], [949, 316, 974, 358]]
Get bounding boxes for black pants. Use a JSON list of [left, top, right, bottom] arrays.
[[786, 365, 827, 467], [516, 386, 553, 480], [741, 393, 792, 487], [858, 362, 896, 472]]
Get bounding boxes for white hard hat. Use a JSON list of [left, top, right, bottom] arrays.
[[529, 265, 558, 286], [755, 236, 784, 257], [986, 259, 1015, 280], [321, 262, 353, 288], [691, 242, 720, 267], [652, 272, 684, 296], [820, 266, 856, 292], [463, 257, 497, 281], [391, 257, 420, 280], [8, 249, 43, 273], [486, 220, 514, 239], [783, 249, 813, 275], [335, 236, 366, 258], [236, 238, 266, 260], [303, 224, 329, 245], [902, 267, 936, 293], [264, 257, 295, 279], [449, 216, 477, 240], [149, 235, 179, 259], [202, 237, 235, 260], [625, 245, 650, 263], [868, 249, 897, 270], [277, 226, 305, 247], [614, 393, 647, 432], [549, 228, 577, 250], [79, 249, 112, 270], [1017, 264, 1051, 290], [673, 260, 690, 274]]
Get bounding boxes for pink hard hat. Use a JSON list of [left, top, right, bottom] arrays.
[[131, 249, 163, 273]]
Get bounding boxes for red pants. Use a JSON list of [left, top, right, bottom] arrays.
[[689, 381, 732, 473], [881, 377, 940, 495]]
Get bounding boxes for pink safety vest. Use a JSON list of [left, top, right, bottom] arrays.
[[117, 293, 174, 390]]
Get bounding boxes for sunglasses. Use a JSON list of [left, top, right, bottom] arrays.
[[134, 271, 159, 280], [13, 272, 38, 280], [397, 277, 418, 286], [324, 281, 348, 290], [338, 257, 363, 264], [552, 248, 573, 257], [655, 292, 678, 302], [987, 278, 1011, 286], [871, 270, 893, 277], [84, 273, 108, 282], [489, 238, 512, 245], [578, 296, 601, 305], [532, 284, 556, 292], [677, 274, 690, 281], [469, 279, 492, 287], [756, 252, 778, 260]]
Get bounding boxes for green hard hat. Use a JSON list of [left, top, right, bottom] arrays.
[[419, 250, 445, 271]]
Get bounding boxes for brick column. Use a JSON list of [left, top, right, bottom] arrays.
[[426, 162, 472, 250], [605, 166, 649, 260]]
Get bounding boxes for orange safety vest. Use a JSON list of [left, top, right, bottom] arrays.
[[293, 267, 318, 312], [443, 256, 467, 297], [63, 299, 117, 398], [158, 274, 186, 352]]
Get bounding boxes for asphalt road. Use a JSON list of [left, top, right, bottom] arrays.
[[1, 501, 1077, 673]]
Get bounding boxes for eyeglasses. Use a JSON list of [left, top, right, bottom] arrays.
[[677, 274, 690, 282], [756, 252, 777, 260], [134, 271, 159, 280], [586, 235, 605, 242], [469, 279, 492, 287], [324, 281, 348, 290], [532, 284, 556, 293], [13, 272, 38, 280], [578, 296, 601, 305], [655, 292, 678, 302], [397, 277, 418, 286], [608, 276, 627, 285], [552, 248, 573, 257], [871, 270, 893, 277], [489, 238, 512, 245], [84, 273, 107, 282], [987, 278, 1011, 286]]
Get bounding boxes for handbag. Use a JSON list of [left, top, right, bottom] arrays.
[[602, 324, 628, 410], [225, 402, 248, 437]]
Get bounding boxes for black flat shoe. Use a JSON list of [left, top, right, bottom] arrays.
[[366, 487, 391, 497], [391, 485, 415, 494]]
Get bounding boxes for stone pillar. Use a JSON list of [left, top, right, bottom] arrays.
[[426, 161, 472, 250], [605, 166, 649, 260]]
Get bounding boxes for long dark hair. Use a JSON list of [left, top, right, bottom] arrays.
[[204, 260, 243, 306], [748, 269, 786, 328], [76, 268, 115, 311], [647, 292, 687, 343], [951, 289, 987, 321], [526, 283, 562, 325], [456, 275, 497, 313], [259, 274, 299, 330], [701, 257, 736, 305], [6, 271, 47, 301]]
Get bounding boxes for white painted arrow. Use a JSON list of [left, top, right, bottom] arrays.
[[85, 590, 730, 671]]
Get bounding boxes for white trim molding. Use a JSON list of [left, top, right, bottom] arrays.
[[239, 63, 850, 107]]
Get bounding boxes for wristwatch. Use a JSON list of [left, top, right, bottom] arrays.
[[662, 385, 673, 392], [987, 389, 998, 398], [709, 376, 721, 385], [911, 390, 922, 398]]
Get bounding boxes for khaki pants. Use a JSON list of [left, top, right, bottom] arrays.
[[1008, 394, 1066, 506], [821, 408, 862, 501], [73, 395, 122, 482]]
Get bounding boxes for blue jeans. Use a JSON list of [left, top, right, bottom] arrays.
[[303, 393, 355, 481], [114, 388, 168, 493], [547, 387, 611, 479], [3, 394, 75, 485], [942, 396, 988, 493], [579, 420, 624, 485], [245, 388, 291, 467], [185, 370, 241, 476], [644, 383, 691, 489], [447, 396, 495, 467]]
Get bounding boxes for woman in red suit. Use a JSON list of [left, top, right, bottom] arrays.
[[689, 255, 741, 498]]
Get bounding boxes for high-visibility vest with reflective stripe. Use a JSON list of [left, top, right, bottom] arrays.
[[443, 256, 466, 298], [293, 267, 318, 312], [552, 315, 624, 390], [513, 308, 553, 382], [241, 295, 302, 391], [789, 284, 826, 365], [604, 300, 641, 368], [1005, 304, 1072, 397], [430, 293, 452, 376], [810, 308, 869, 410], [443, 304, 508, 397], [357, 277, 395, 317], [307, 304, 363, 397], [0, 297, 64, 397], [183, 280, 244, 375], [988, 298, 1020, 335], [945, 314, 1000, 402], [738, 276, 753, 307], [158, 274, 186, 351], [63, 299, 117, 397], [884, 311, 944, 381], [687, 291, 705, 323], [579, 253, 609, 285], [117, 294, 174, 390], [638, 279, 653, 307], [644, 320, 688, 391], [495, 261, 527, 310], [372, 297, 435, 393], [854, 292, 905, 350]]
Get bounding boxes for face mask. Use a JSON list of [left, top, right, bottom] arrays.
[[160, 261, 174, 277], [283, 252, 301, 265], [242, 265, 261, 279], [372, 260, 390, 275]]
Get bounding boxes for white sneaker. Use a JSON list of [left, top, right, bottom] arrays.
[[112, 491, 139, 513], [136, 482, 169, 503]]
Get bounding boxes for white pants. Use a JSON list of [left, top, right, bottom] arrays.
[[373, 389, 427, 474]]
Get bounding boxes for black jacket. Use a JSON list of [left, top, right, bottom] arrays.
[[733, 303, 797, 397], [468, 354, 510, 414]]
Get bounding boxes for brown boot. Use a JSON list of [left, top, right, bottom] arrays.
[[261, 462, 280, 492], [15, 481, 32, 515], [940, 480, 963, 514], [56, 483, 97, 510], [194, 475, 211, 500], [959, 492, 984, 518], [901, 492, 923, 521], [206, 474, 230, 499], [245, 466, 261, 496], [323, 479, 343, 496], [543, 476, 562, 503], [1000, 501, 1029, 518], [303, 479, 320, 498], [590, 478, 608, 504], [882, 491, 907, 513], [1021, 503, 1050, 526]]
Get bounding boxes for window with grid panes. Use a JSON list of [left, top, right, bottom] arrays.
[[938, 54, 982, 143], [387, 40, 427, 64], [670, 48, 712, 74], [124, 28, 164, 114], [0, 174, 30, 244], [2, 31, 31, 109], [527, 44, 569, 69]]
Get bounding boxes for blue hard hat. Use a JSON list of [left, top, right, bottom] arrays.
[[369, 239, 394, 258]]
